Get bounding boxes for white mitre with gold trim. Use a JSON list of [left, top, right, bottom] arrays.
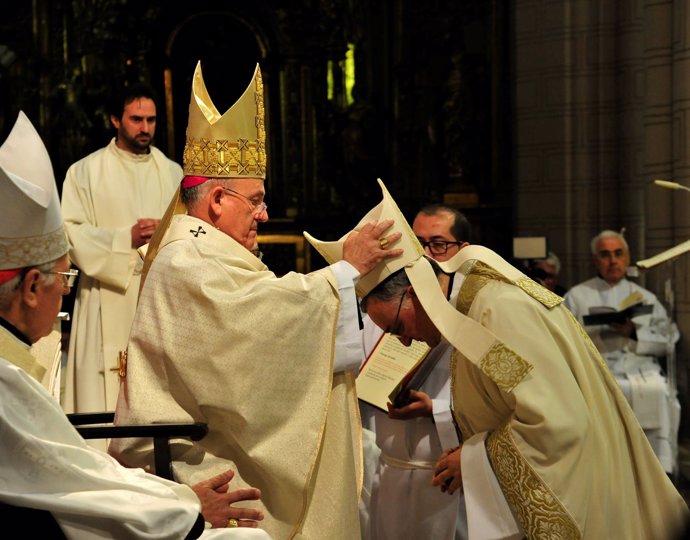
[[183, 61, 266, 180], [0, 111, 68, 278]]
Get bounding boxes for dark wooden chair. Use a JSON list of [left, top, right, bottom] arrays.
[[0, 500, 66, 538], [67, 411, 208, 480], [2, 413, 208, 538]]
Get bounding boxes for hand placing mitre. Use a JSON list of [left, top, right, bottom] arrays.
[[342, 219, 403, 276]]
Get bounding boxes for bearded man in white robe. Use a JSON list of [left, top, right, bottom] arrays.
[[62, 83, 181, 414]]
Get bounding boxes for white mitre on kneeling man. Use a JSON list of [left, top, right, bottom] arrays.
[[304, 179, 526, 540], [303, 179, 532, 355], [0, 110, 69, 277], [304, 178, 477, 319]]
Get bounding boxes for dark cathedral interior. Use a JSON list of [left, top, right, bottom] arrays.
[[0, 1, 511, 243], [3, 0, 690, 529]]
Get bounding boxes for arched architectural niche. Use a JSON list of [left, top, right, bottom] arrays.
[[162, 11, 270, 169]]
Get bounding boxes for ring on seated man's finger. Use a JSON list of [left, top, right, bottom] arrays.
[[379, 238, 389, 249], [227, 518, 239, 528]]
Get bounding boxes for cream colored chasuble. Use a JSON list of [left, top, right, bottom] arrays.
[[62, 139, 180, 413], [304, 178, 688, 539], [111, 214, 362, 540], [433, 246, 689, 540]]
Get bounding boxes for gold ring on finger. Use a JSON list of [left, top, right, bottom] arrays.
[[379, 238, 389, 249], [228, 518, 239, 528]]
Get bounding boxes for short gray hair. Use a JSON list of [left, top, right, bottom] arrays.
[[180, 178, 226, 206], [535, 251, 561, 274], [590, 230, 628, 256], [0, 259, 58, 309]]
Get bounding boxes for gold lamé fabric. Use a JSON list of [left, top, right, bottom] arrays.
[[448, 249, 689, 539], [0, 326, 45, 383], [183, 63, 266, 179]]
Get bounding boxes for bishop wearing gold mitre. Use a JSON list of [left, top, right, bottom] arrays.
[[110, 62, 401, 539]]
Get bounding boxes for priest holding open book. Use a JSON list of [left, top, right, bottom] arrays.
[[357, 205, 471, 540], [564, 229, 680, 474], [306, 182, 689, 540]]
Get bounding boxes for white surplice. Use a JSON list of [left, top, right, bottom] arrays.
[[0, 324, 270, 540], [359, 275, 468, 540]]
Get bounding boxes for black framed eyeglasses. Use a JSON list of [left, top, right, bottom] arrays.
[[387, 290, 406, 336], [417, 238, 462, 256]]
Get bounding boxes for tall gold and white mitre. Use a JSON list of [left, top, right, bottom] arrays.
[[183, 61, 266, 179], [0, 111, 68, 270], [141, 62, 267, 287], [305, 179, 536, 384]]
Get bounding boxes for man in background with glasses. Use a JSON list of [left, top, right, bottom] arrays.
[[359, 204, 471, 540], [528, 251, 567, 296], [413, 204, 470, 263]]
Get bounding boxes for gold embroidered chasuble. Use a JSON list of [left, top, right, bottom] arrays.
[[111, 214, 362, 540], [440, 247, 689, 540]]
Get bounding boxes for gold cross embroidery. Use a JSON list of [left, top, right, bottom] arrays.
[[110, 349, 127, 380]]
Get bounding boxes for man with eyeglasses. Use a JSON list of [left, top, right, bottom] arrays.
[[413, 204, 470, 262], [0, 111, 270, 538], [111, 63, 402, 540], [359, 204, 470, 540], [61, 82, 182, 418], [528, 251, 567, 296], [343, 189, 689, 539]]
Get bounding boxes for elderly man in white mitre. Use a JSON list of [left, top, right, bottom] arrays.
[[0, 111, 269, 539]]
